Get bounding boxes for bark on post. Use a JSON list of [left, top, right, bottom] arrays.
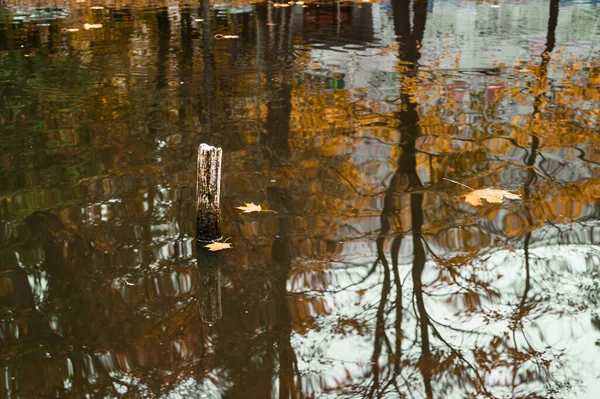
[[196, 143, 222, 241], [196, 143, 223, 323]]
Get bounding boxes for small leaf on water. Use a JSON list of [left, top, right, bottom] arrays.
[[214, 34, 239, 40], [236, 202, 262, 213], [464, 188, 521, 206], [204, 242, 232, 251], [84, 23, 103, 30]]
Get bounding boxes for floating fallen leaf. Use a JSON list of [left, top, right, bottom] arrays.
[[236, 202, 262, 213], [204, 242, 232, 251], [84, 23, 103, 30], [90, 6, 104, 10], [214, 34, 239, 40], [464, 188, 521, 206], [62, 28, 80, 33], [235, 202, 278, 213]]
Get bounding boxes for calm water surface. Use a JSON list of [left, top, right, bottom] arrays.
[[2, 0, 600, 398]]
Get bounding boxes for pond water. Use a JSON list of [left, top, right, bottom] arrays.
[[2, 0, 600, 398]]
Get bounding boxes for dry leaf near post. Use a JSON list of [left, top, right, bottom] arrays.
[[236, 202, 277, 213], [204, 242, 232, 251], [464, 188, 521, 206], [236, 202, 262, 213]]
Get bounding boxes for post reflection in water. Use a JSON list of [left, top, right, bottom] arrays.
[[197, 247, 223, 324], [1, 0, 600, 398]]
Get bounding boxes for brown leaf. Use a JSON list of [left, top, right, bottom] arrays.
[[204, 242, 232, 251], [236, 202, 262, 213], [464, 188, 521, 206], [235, 202, 277, 213]]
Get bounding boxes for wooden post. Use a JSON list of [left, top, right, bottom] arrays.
[[196, 143, 222, 241], [196, 143, 223, 323]]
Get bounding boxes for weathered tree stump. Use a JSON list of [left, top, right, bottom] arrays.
[[196, 143, 223, 323], [196, 143, 222, 242]]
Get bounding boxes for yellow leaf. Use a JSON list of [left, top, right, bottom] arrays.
[[464, 189, 521, 206], [84, 23, 103, 30], [236, 202, 262, 213], [204, 242, 232, 251]]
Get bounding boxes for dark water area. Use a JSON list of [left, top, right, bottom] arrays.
[[2, 0, 600, 397]]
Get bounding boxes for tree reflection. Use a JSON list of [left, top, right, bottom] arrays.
[[200, 0, 215, 142], [261, 5, 302, 397], [363, 0, 579, 398], [371, 1, 435, 396], [213, 4, 302, 398], [368, 1, 431, 397], [515, 0, 559, 332]]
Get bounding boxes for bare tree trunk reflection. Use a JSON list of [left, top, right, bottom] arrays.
[[178, 7, 193, 121], [266, 10, 301, 398], [410, 192, 433, 399], [370, 232, 392, 396], [259, 4, 292, 159], [156, 8, 171, 90], [512, 6, 560, 383], [200, 0, 215, 142], [148, 7, 170, 137], [367, 1, 433, 397], [390, 234, 403, 376], [270, 190, 302, 399], [400, 71, 433, 399], [517, 0, 559, 317], [261, 4, 301, 397]]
